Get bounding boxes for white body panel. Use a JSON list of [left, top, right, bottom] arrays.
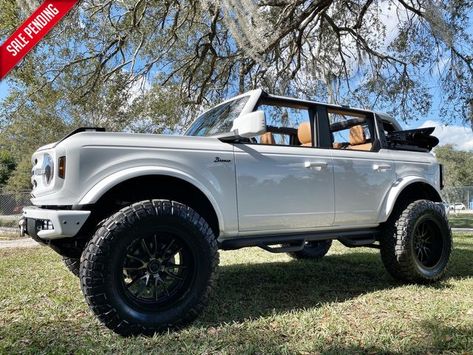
[[234, 144, 334, 232], [22, 207, 90, 239], [330, 148, 396, 226], [29, 131, 440, 241], [27, 90, 442, 242], [378, 150, 441, 223], [31, 133, 239, 237]]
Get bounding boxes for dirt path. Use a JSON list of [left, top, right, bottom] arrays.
[[0, 227, 17, 233], [0, 238, 40, 249]]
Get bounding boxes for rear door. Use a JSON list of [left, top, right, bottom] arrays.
[[326, 108, 397, 226]]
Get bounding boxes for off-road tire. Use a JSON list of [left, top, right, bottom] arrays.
[[79, 199, 219, 336], [380, 199, 452, 283], [287, 240, 332, 260], [63, 256, 80, 277]]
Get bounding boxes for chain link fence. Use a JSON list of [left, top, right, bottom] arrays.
[[441, 186, 473, 212], [0, 191, 30, 229], [0, 191, 31, 217], [0, 187, 471, 218]]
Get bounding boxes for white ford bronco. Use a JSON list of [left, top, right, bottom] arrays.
[[21, 89, 451, 336]]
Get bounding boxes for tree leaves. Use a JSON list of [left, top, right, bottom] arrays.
[[1, 0, 473, 191], [2, 0, 473, 126], [436, 145, 473, 187]]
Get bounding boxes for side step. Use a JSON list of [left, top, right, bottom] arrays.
[[219, 228, 380, 251], [338, 236, 379, 249], [258, 240, 305, 253]]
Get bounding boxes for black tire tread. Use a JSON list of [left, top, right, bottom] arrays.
[[380, 199, 452, 283], [79, 199, 219, 336], [62, 256, 80, 277]]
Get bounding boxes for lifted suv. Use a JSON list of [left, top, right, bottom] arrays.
[[21, 89, 451, 336]]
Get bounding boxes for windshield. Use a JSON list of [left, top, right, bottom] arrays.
[[186, 96, 249, 136]]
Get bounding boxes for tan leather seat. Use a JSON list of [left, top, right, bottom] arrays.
[[348, 125, 372, 151], [298, 122, 312, 146], [260, 132, 275, 145]]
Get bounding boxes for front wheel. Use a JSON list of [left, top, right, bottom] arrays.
[[80, 200, 219, 336], [62, 256, 80, 277], [380, 200, 452, 283]]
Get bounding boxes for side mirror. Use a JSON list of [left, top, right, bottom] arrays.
[[231, 111, 266, 138]]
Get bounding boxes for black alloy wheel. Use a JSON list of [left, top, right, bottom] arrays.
[[380, 199, 452, 283], [121, 232, 195, 310], [80, 200, 219, 336], [412, 217, 444, 269]]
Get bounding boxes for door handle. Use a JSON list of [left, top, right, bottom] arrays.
[[373, 164, 392, 172], [305, 161, 328, 171]]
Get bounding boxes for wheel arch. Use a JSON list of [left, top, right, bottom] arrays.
[[380, 177, 442, 223], [78, 167, 223, 236]]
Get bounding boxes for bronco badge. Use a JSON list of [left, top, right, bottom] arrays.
[[214, 157, 231, 163]]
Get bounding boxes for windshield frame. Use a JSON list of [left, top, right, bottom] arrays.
[[185, 90, 261, 136]]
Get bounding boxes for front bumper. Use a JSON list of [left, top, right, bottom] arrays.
[[21, 206, 90, 240]]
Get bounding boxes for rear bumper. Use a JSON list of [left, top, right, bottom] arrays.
[[21, 206, 90, 240]]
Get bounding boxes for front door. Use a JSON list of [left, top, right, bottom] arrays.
[[234, 99, 336, 233], [234, 145, 334, 233]]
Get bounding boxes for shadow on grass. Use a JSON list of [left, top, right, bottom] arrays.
[[201, 246, 473, 326], [310, 318, 473, 354], [2, 245, 473, 353], [201, 252, 386, 324]]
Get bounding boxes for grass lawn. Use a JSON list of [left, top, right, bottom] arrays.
[[1, 235, 473, 354], [0, 221, 17, 228], [0, 217, 20, 228], [449, 213, 473, 228]]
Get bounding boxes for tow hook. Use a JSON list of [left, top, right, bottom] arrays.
[[18, 218, 26, 237]]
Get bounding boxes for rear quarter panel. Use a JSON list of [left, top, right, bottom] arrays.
[[378, 150, 441, 222]]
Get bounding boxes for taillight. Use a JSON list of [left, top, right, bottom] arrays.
[[58, 156, 66, 179]]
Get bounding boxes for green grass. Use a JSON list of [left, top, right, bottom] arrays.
[[1, 235, 473, 354], [0, 220, 17, 228], [0, 217, 19, 228], [449, 213, 473, 228]]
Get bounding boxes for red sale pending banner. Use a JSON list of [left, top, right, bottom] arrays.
[[0, 0, 79, 80]]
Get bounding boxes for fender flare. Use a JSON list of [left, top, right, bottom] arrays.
[[78, 166, 225, 232], [379, 176, 442, 223]]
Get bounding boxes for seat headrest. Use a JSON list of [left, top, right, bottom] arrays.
[[298, 122, 311, 146], [349, 125, 366, 145], [260, 132, 275, 145]]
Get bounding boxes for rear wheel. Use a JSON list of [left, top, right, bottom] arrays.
[[287, 240, 332, 260], [80, 200, 219, 336], [380, 200, 452, 283]]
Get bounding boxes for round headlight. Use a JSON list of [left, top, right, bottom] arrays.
[[42, 154, 54, 185]]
